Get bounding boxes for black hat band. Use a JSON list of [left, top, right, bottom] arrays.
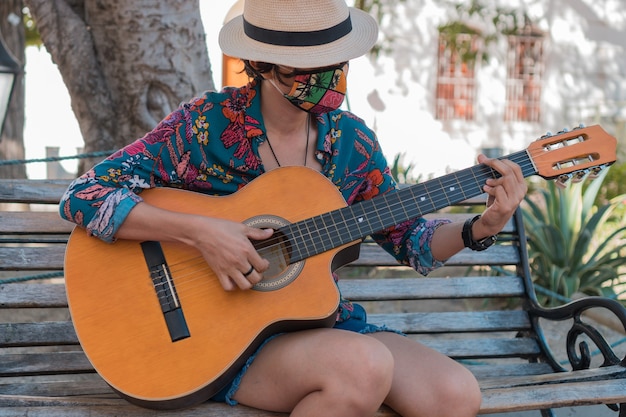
[[243, 16, 352, 47]]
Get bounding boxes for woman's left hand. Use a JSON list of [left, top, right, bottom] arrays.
[[473, 153, 528, 238]]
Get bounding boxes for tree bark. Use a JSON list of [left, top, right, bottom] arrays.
[[24, 0, 214, 173], [0, 0, 26, 179]]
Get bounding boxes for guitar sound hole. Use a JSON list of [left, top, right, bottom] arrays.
[[255, 231, 290, 279], [245, 215, 304, 292]]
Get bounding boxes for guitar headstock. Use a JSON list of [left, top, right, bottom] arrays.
[[527, 125, 617, 187]]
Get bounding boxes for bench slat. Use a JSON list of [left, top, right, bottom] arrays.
[[469, 362, 555, 379], [0, 247, 66, 270], [478, 364, 626, 390], [352, 244, 520, 267], [481, 377, 626, 413], [0, 322, 78, 347], [0, 352, 93, 377], [0, 375, 108, 396], [0, 180, 69, 205], [0, 212, 73, 235], [339, 276, 526, 300], [419, 337, 541, 359], [369, 310, 531, 333], [0, 284, 68, 308]]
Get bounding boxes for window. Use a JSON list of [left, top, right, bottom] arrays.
[[505, 29, 544, 122], [435, 32, 479, 121]]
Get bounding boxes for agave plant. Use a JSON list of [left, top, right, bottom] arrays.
[[522, 168, 626, 306]]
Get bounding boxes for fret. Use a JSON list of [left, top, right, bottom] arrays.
[[311, 213, 333, 252], [404, 183, 435, 214], [361, 198, 386, 234], [419, 180, 450, 212], [335, 206, 355, 242], [394, 190, 413, 221], [347, 202, 371, 239], [286, 221, 309, 262], [468, 166, 487, 195], [382, 190, 416, 226], [320, 210, 348, 250], [439, 172, 467, 204]]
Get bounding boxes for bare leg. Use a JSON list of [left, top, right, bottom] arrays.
[[233, 328, 395, 417], [233, 329, 480, 417], [369, 332, 481, 417]]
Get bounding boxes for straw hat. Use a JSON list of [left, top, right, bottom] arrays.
[[219, 0, 379, 68]]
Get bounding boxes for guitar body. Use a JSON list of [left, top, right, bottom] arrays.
[[64, 167, 357, 409]]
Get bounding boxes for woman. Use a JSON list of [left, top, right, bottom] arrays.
[[60, 0, 527, 416]]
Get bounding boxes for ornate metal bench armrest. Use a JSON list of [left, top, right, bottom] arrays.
[[528, 296, 626, 371]]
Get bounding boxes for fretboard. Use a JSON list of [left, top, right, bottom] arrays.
[[282, 150, 536, 263]]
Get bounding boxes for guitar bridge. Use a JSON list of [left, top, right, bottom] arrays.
[[141, 241, 190, 342]]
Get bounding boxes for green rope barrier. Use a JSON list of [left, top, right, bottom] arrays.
[[0, 150, 117, 166], [0, 271, 64, 284]]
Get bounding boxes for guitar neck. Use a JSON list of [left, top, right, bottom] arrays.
[[282, 150, 536, 263]]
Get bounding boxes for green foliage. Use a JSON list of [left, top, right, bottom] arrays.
[[522, 169, 626, 306], [22, 7, 42, 48], [596, 161, 626, 204], [438, 0, 538, 63], [352, 0, 406, 58], [389, 152, 421, 184], [438, 21, 482, 64]]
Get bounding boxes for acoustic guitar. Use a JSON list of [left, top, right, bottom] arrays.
[[64, 125, 617, 409]]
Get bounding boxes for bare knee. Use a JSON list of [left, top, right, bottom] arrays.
[[329, 335, 395, 414], [436, 366, 481, 417]]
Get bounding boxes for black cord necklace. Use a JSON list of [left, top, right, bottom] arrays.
[[265, 113, 311, 167]]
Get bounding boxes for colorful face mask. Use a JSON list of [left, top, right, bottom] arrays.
[[277, 62, 348, 114]]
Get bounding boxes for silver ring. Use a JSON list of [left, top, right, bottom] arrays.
[[243, 265, 255, 277]]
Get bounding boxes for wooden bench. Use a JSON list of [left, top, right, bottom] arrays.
[[2, 178, 626, 417]]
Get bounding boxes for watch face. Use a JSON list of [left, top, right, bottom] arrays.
[[475, 235, 497, 251]]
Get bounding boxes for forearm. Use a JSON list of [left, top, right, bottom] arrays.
[[430, 217, 494, 262], [114, 202, 198, 246]]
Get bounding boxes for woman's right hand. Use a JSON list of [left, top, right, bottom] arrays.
[[183, 216, 274, 291]]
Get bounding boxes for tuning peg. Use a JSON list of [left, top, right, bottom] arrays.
[[541, 131, 554, 139], [555, 174, 570, 188], [587, 166, 604, 180], [557, 128, 570, 134], [571, 170, 588, 183], [573, 123, 585, 130]]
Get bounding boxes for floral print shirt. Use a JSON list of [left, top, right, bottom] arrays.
[[59, 80, 449, 323]]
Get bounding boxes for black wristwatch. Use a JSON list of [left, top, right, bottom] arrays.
[[462, 215, 497, 251]]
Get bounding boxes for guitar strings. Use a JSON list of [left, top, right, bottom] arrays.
[[150, 143, 599, 297]]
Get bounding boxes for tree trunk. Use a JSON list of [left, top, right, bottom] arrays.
[[0, 0, 26, 179], [24, 0, 215, 173]]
